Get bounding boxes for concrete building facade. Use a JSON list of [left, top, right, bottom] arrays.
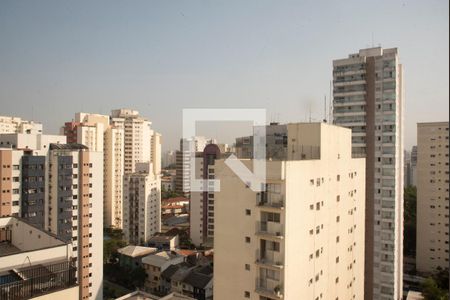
[[175, 137, 215, 197], [0, 115, 43, 134], [0, 216, 78, 300], [333, 47, 404, 300], [416, 122, 449, 274], [214, 123, 366, 300], [123, 163, 161, 245], [62, 113, 125, 229], [189, 144, 222, 247], [48, 144, 103, 300]]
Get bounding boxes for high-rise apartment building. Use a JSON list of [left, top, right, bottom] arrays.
[[189, 144, 222, 247], [111, 109, 161, 175], [333, 47, 404, 300], [0, 131, 66, 227], [62, 113, 125, 229], [163, 150, 177, 168], [48, 144, 103, 300], [410, 146, 418, 186], [0, 115, 43, 134], [0, 149, 25, 218], [214, 123, 366, 300], [123, 162, 161, 245], [62, 110, 161, 229], [404, 150, 412, 187], [175, 137, 215, 197], [416, 122, 449, 273]]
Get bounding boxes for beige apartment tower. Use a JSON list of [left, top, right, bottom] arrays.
[[416, 122, 449, 274], [333, 47, 404, 300], [47, 144, 103, 300], [214, 123, 366, 300], [123, 163, 161, 245]]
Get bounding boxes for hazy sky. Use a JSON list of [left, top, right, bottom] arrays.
[[0, 0, 448, 151]]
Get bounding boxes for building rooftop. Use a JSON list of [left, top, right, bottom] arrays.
[[162, 197, 189, 204], [49, 143, 88, 150], [0, 217, 66, 258], [171, 266, 194, 282], [148, 235, 177, 243], [182, 271, 212, 289], [117, 245, 158, 258], [115, 291, 194, 300], [161, 264, 182, 280], [141, 251, 183, 268], [406, 291, 424, 300]]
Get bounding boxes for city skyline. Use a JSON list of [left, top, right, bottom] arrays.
[[1, 1, 449, 151]]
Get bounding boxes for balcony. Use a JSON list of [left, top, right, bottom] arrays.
[[0, 260, 76, 300], [256, 250, 284, 269], [256, 277, 283, 299], [257, 194, 284, 210], [256, 222, 284, 240]]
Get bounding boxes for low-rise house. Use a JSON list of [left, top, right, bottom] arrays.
[[115, 290, 195, 300], [406, 291, 424, 300], [181, 265, 213, 300], [148, 234, 179, 251], [170, 265, 196, 295], [141, 251, 185, 294], [161, 197, 189, 216], [161, 264, 182, 295], [117, 245, 158, 270], [167, 265, 213, 300]]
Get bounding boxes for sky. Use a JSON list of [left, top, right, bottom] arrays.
[[0, 0, 448, 151]]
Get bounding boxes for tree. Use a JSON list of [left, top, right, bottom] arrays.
[[162, 189, 181, 200], [404, 186, 417, 224], [421, 277, 448, 300], [130, 267, 147, 288], [104, 238, 127, 263], [432, 267, 449, 291]]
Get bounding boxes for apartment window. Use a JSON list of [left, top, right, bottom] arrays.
[[244, 291, 250, 298], [245, 237, 251, 243], [245, 264, 250, 271], [245, 209, 251, 216]]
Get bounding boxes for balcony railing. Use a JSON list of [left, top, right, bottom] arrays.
[[255, 277, 283, 299], [257, 194, 284, 209], [256, 222, 284, 239], [0, 260, 77, 300], [256, 250, 284, 269]]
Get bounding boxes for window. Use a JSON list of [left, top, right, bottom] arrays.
[[245, 209, 251, 216], [244, 291, 250, 298], [245, 237, 251, 243], [245, 264, 250, 271]]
